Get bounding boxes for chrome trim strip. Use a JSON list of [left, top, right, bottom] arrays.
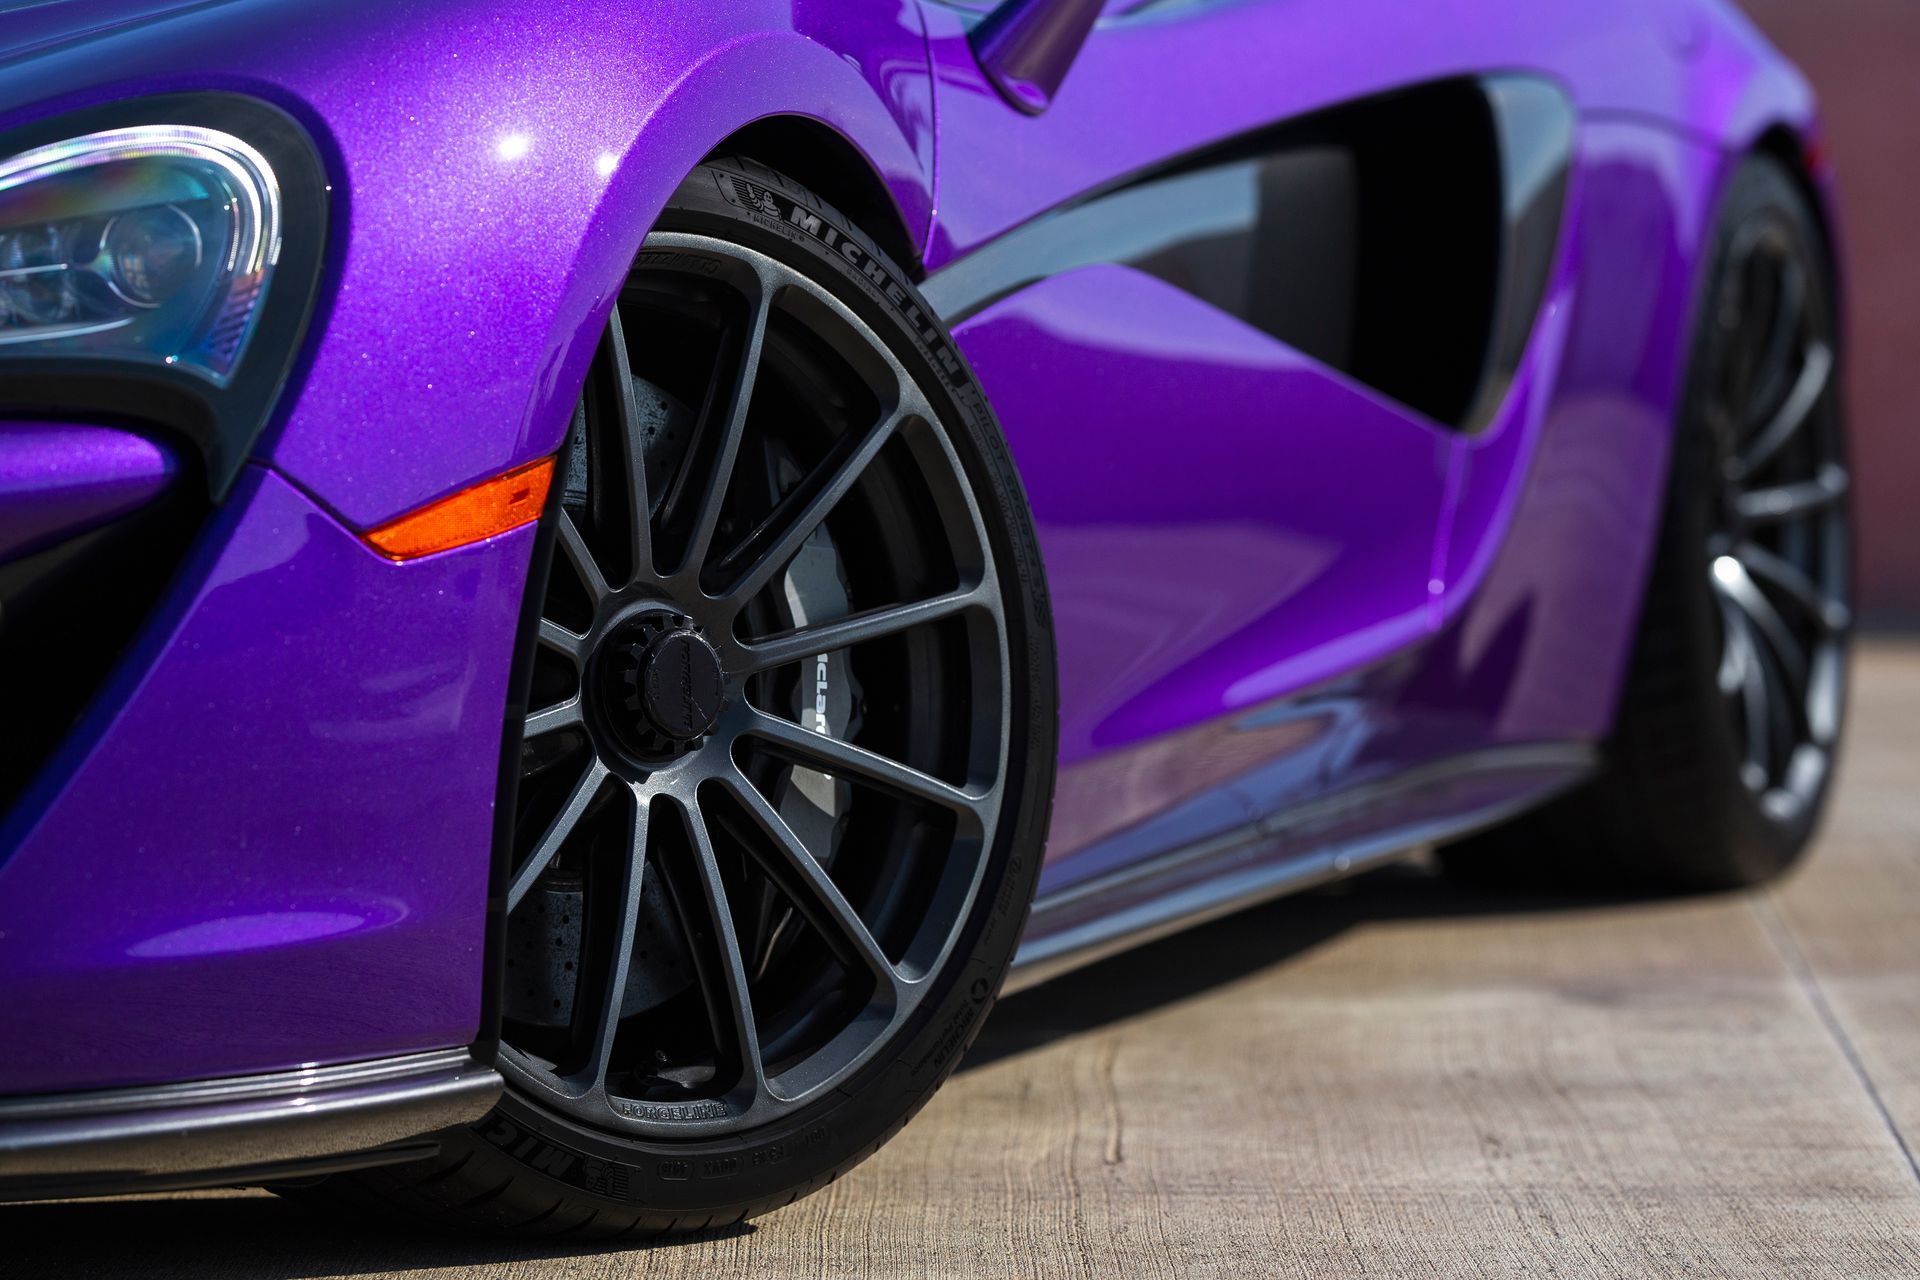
[[1007, 743, 1598, 992], [0, 1048, 500, 1198]]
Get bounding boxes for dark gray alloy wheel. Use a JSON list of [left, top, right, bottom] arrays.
[[1700, 194, 1851, 820], [499, 228, 1015, 1140], [1440, 153, 1850, 893], [297, 159, 1056, 1236]]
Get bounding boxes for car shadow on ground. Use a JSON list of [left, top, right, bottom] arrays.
[[1, 1188, 757, 1278], [963, 858, 1654, 1071], [0, 861, 1643, 1277]]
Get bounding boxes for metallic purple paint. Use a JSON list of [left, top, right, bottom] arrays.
[[1435, 127, 1732, 745], [0, 423, 176, 563], [920, 0, 1813, 269], [0, 467, 531, 1093], [0, 1, 938, 529], [0, 0, 1833, 1112], [1321, 124, 1736, 809], [951, 262, 1447, 877]]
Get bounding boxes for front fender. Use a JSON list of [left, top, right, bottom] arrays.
[[0, 0, 935, 528]]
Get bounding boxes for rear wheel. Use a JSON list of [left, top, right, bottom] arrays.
[[310, 160, 1055, 1235], [1440, 154, 1850, 893]]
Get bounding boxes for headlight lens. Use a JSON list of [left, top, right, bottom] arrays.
[[0, 125, 281, 383]]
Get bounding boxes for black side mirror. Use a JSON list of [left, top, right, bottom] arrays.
[[970, 0, 1106, 115]]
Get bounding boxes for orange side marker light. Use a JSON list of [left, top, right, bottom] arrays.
[[363, 455, 556, 561]]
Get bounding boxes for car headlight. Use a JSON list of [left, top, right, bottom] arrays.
[[0, 126, 280, 383], [0, 97, 330, 496]]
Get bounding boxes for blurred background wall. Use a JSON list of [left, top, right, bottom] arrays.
[[1741, 0, 1920, 623]]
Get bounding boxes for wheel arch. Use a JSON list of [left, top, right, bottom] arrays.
[[241, 11, 939, 529], [703, 115, 926, 282]]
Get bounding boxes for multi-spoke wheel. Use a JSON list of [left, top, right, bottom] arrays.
[[1442, 153, 1850, 893], [500, 225, 1013, 1141], [1701, 204, 1850, 823], [319, 160, 1055, 1236]]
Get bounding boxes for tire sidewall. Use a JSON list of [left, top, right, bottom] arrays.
[[458, 161, 1058, 1220]]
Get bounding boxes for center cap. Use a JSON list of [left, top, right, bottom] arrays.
[[637, 628, 725, 741]]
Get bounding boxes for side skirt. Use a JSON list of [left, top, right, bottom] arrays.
[[1008, 743, 1599, 992]]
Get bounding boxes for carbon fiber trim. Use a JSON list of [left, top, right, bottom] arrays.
[[0, 1048, 501, 1201]]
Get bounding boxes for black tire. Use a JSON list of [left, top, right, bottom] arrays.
[[1440, 154, 1851, 894], [290, 159, 1057, 1236]]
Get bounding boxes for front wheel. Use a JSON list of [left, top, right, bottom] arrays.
[[1441, 153, 1851, 893], [305, 159, 1057, 1236]]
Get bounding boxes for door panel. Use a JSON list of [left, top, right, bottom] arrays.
[[947, 263, 1450, 887], [922, 3, 1617, 894]]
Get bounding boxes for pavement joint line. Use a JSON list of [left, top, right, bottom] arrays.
[[1751, 888, 1920, 1191]]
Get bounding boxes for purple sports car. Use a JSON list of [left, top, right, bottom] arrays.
[[0, 0, 1850, 1236]]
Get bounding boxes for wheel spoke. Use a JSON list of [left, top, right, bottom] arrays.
[[1720, 599, 1772, 781], [677, 796, 770, 1099], [1715, 590, 1745, 696], [1738, 539, 1851, 633], [601, 307, 655, 582], [741, 709, 987, 822], [580, 791, 648, 1090], [1713, 555, 1810, 701], [555, 511, 610, 604], [538, 618, 587, 665], [720, 406, 906, 606], [737, 584, 992, 673], [524, 695, 582, 739], [507, 759, 608, 911], [1747, 617, 1803, 775], [1807, 641, 1846, 747], [1737, 342, 1831, 482], [1737, 465, 1848, 526], [717, 771, 900, 991], [665, 272, 772, 578]]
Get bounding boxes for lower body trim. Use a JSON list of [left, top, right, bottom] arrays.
[[0, 1048, 501, 1202], [1009, 743, 1599, 991]]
